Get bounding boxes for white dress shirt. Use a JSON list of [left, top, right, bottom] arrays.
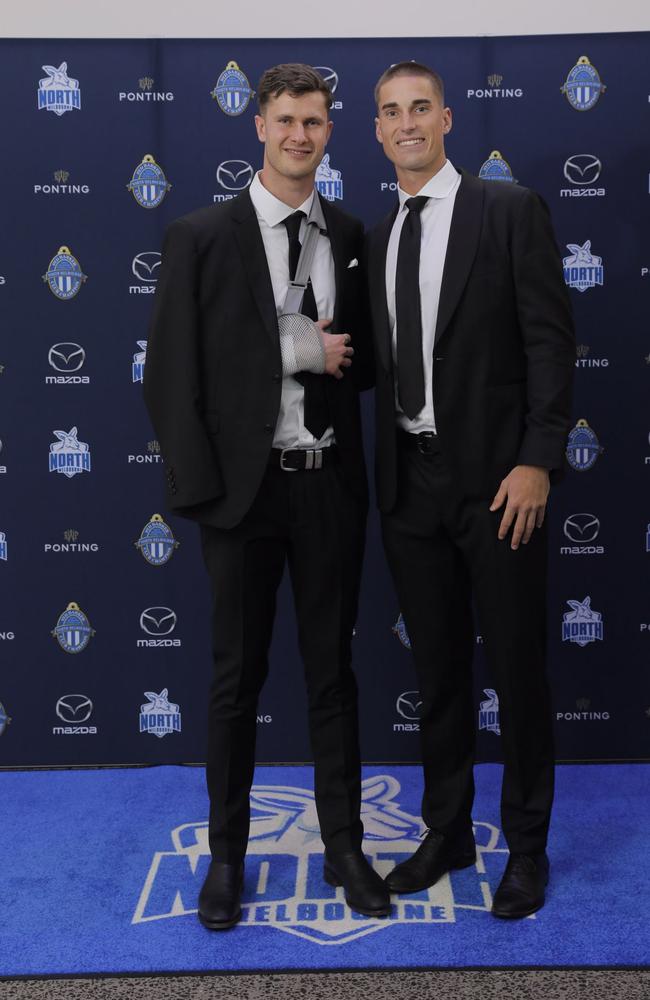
[[249, 171, 335, 450], [386, 159, 461, 434]]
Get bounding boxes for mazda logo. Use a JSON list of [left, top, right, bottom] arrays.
[[563, 513, 600, 543], [313, 66, 339, 94], [563, 154, 602, 186], [56, 694, 93, 724], [132, 252, 161, 283], [396, 690, 422, 721], [216, 160, 254, 192], [139, 607, 177, 636], [48, 342, 85, 372]]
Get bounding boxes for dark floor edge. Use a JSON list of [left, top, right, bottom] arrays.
[[1, 758, 649, 772], [2, 965, 648, 981]]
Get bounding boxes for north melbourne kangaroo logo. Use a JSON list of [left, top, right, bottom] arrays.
[[133, 775, 508, 943]]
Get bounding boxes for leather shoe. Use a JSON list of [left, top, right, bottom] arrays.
[[198, 860, 244, 930], [385, 828, 476, 893], [324, 849, 391, 917], [492, 852, 549, 919]]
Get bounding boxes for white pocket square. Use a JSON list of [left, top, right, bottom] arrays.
[[347, 258, 359, 269]]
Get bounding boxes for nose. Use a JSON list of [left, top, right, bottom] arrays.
[[291, 122, 308, 143]]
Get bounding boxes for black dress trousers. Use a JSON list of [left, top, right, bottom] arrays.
[[381, 441, 554, 855], [200, 460, 366, 864]]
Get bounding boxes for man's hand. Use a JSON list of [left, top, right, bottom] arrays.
[[318, 319, 354, 379], [489, 465, 550, 550]]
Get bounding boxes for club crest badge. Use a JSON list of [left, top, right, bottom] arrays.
[[315, 155, 343, 201], [0, 531, 6, 562], [478, 150, 516, 183], [478, 689, 501, 735], [49, 426, 91, 477], [0, 702, 10, 736], [43, 246, 87, 300], [566, 419, 602, 472], [127, 155, 171, 209], [563, 241, 604, 292], [562, 597, 603, 646], [52, 602, 95, 654], [38, 62, 81, 115], [211, 61, 254, 116], [392, 613, 411, 649], [135, 513, 179, 566], [139, 689, 182, 738], [132, 341, 147, 383], [561, 56, 606, 111]]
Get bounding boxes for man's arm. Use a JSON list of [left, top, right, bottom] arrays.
[[143, 218, 225, 512]]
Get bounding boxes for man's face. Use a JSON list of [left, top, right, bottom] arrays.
[[375, 74, 452, 178], [255, 90, 333, 182]]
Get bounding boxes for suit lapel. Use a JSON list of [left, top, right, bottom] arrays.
[[370, 206, 398, 372], [231, 190, 279, 347], [319, 196, 343, 329], [434, 169, 484, 345]]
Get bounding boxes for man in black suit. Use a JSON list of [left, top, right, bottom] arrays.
[[144, 63, 388, 929], [367, 62, 575, 918]]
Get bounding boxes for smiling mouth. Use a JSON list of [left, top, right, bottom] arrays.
[[397, 137, 425, 147], [284, 148, 313, 157]]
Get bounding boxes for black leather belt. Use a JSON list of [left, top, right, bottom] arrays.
[[270, 446, 339, 471], [398, 430, 441, 455]]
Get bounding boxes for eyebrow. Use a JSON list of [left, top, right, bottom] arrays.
[[380, 98, 432, 111]]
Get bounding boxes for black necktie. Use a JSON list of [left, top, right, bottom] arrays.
[[395, 196, 429, 420], [283, 211, 330, 440]]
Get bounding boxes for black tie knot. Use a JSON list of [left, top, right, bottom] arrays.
[[405, 196, 429, 214], [283, 211, 306, 241]]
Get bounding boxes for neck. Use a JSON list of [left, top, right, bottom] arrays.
[[258, 166, 315, 209], [396, 154, 447, 196]]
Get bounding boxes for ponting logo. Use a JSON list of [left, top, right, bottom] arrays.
[[135, 513, 179, 566], [49, 426, 91, 477], [575, 344, 609, 370], [38, 63, 81, 115], [132, 341, 147, 383], [316, 155, 343, 201], [556, 697, 610, 722], [130, 252, 160, 293], [562, 597, 603, 646], [139, 689, 182, 738], [128, 440, 161, 465], [561, 154, 604, 197], [313, 66, 343, 110], [561, 56, 606, 111], [478, 689, 500, 735], [47, 342, 89, 384], [394, 691, 421, 732], [211, 61, 254, 116], [478, 150, 516, 183], [52, 602, 95, 654], [566, 419, 602, 472], [467, 74, 523, 99], [43, 247, 87, 300], [54, 694, 97, 735], [563, 241, 603, 292], [138, 607, 181, 647], [392, 613, 411, 649], [119, 77, 174, 102], [561, 513, 603, 555], [127, 156, 171, 209], [34, 170, 90, 196], [44, 529, 100, 555]]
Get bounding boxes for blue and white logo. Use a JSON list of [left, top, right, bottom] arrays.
[[392, 613, 411, 649], [479, 689, 500, 735], [135, 513, 179, 566], [43, 246, 87, 300], [127, 155, 171, 209], [561, 56, 606, 111], [478, 150, 516, 183], [562, 597, 603, 646], [49, 426, 91, 478], [139, 689, 182, 738], [566, 419, 602, 472], [52, 602, 95, 654], [0, 531, 6, 562], [211, 61, 254, 116], [0, 702, 10, 736], [316, 155, 343, 201], [37, 63, 81, 116], [132, 341, 147, 383], [563, 241, 604, 293]]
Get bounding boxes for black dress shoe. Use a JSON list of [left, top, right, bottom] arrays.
[[385, 828, 476, 894], [198, 861, 244, 930], [492, 852, 549, 919], [323, 849, 391, 917]]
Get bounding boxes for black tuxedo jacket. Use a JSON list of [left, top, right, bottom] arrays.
[[143, 190, 372, 529], [367, 168, 575, 512]]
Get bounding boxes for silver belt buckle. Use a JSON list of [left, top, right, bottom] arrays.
[[279, 448, 298, 472], [304, 449, 323, 470]]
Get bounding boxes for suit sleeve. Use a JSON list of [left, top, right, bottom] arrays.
[[143, 218, 225, 512], [512, 190, 575, 473]]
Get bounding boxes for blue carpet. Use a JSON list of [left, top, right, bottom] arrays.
[[0, 764, 648, 975]]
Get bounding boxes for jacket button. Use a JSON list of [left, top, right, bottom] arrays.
[[272, 373, 282, 383], [264, 423, 274, 433], [434, 356, 445, 362]]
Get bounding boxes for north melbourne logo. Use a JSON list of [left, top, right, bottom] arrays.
[[49, 427, 91, 477], [37, 63, 81, 115], [316, 155, 343, 201], [139, 689, 181, 738], [562, 597, 603, 646], [563, 241, 603, 292]]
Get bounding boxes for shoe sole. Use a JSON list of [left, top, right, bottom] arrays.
[[323, 865, 391, 918], [385, 852, 477, 894], [491, 898, 545, 920], [198, 909, 242, 931]]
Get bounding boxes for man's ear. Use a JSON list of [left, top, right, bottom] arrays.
[[254, 114, 266, 143]]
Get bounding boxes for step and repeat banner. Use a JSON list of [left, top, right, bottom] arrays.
[[1, 33, 649, 767]]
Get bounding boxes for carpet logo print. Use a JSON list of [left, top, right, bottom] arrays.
[[133, 775, 507, 944]]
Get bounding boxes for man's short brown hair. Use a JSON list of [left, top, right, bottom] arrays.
[[374, 61, 445, 108], [257, 63, 332, 113]]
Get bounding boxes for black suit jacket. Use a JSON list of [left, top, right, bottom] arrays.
[[367, 168, 575, 513], [143, 190, 372, 529]]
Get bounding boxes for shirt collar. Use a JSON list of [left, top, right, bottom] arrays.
[[397, 159, 459, 211], [249, 171, 317, 228]]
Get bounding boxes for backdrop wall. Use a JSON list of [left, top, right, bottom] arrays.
[[1, 33, 649, 766]]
